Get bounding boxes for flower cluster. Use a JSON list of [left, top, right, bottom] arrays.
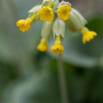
[[16, 0, 97, 54]]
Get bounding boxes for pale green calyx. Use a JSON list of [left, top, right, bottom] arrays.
[[41, 21, 53, 39], [58, 1, 71, 8], [53, 18, 65, 40], [28, 5, 42, 22], [52, 0, 59, 9], [28, 12, 40, 23], [28, 5, 42, 14], [42, 0, 51, 7], [66, 8, 87, 30], [42, 0, 59, 9]]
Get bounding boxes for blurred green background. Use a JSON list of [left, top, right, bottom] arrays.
[[0, 0, 103, 103]]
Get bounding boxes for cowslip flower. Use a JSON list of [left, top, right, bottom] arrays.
[[81, 26, 97, 44], [16, 0, 97, 54], [37, 6, 54, 22], [51, 37, 64, 54], [16, 14, 37, 32], [51, 18, 65, 54], [16, 18, 32, 32], [57, 5, 72, 20], [37, 38, 48, 52], [37, 20, 53, 52]]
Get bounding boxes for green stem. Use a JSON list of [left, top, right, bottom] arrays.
[[58, 54, 69, 103], [29, 14, 37, 22]]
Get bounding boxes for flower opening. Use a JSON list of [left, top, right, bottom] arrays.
[[37, 38, 48, 52], [71, 27, 78, 32], [51, 38, 64, 54], [57, 5, 72, 20], [81, 26, 97, 44], [37, 6, 54, 22]]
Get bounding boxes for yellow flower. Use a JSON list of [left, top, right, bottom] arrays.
[[37, 38, 48, 52], [57, 5, 72, 20], [81, 26, 97, 44], [16, 18, 32, 32], [37, 6, 54, 22], [51, 38, 64, 54]]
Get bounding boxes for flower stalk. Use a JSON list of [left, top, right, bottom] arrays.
[[58, 54, 69, 103]]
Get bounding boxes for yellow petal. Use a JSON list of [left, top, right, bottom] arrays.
[[82, 31, 97, 44], [57, 5, 71, 20], [37, 6, 54, 22]]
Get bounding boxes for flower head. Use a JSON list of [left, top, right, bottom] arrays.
[[16, 18, 32, 32], [51, 38, 64, 54], [37, 38, 48, 52], [57, 5, 71, 20], [37, 6, 54, 22], [81, 26, 97, 44], [16, 0, 97, 54]]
